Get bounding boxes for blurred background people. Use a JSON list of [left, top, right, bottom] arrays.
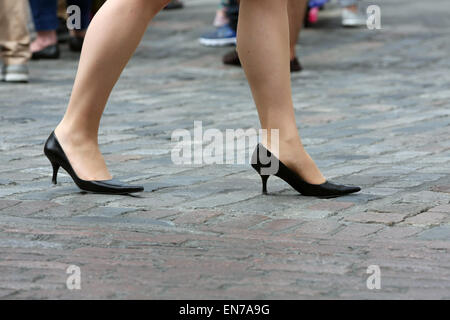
[[199, 0, 238, 47], [29, 0, 93, 59], [340, 0, 366, 27], [200, 0, 308, 72], [0, 0, 31, 83]]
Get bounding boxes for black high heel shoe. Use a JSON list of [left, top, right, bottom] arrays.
[[44, 132, 144, 194], [31, 44, 60, 60], [251, 144, 361, 198]]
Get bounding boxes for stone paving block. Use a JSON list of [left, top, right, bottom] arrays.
[[0, 200, 60, 217], [417, 226, 450, 241], [256, 219, 303, 233], [0, 200, 20, 211], [373, 226, 422, 239], [293, 220, 342, 236], [432, 185, 450, 193], [404, 211, 448, 227], [207, 214, 269, 230], [172, 210, 222, 225], [344, 211, 407, 225], [334, 223, 384, 239], [307, 201, 354, 212], [429, 204, 450, 213], [400, 191, 450, 204]]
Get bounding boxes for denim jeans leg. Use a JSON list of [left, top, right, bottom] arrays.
[[29, 0, 59, 31]]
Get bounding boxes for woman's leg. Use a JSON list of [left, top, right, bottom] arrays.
[[237, 0, 325, 184], [288, 0, 308, 60], [54, 0, 170, 181]]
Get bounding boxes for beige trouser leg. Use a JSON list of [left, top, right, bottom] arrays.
[[0, 0, 31, 65]]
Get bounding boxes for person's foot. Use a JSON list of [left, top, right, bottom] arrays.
[[223, 50, 303, 73], [68, 36, 84, 52], [290, 57, 303, 72], [164, 0, 184, 10], [31, 44, 60, 60], [341, 6, 367, 27], [68, 30, 86, 52], [267, 139, 326, 185], [31, 31, 60, 60], [223, 49, 241, 66], [2, 64, 29, 83], [54, 126, 112, 181], [199, 24, 236, 47], [30, 31, 58, 53]]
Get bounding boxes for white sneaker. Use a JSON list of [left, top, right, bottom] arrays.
[[341, 8, 367, 27], [3, 64, 29, 83]]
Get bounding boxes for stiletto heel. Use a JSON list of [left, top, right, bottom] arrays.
[[44, 131, 144, 194], [260, 175, 269, 194], [51, 162, 60, 185], [251, 144, 361, 198]]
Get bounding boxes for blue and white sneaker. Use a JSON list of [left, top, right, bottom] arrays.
[[2, 64, 29, 83], [199, 24, 237, 47]]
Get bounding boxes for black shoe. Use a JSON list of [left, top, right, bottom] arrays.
[[223, 50, 303, 73], [223, 50, 241, 67], [31, 44, 60, 60], [164, 0, 184, 10], [290, 57, 303, 72], [44, 132, 144, 194], [68, 36, 84, 52], [57, 17, 70, 43], [251, 144, 361, 198]]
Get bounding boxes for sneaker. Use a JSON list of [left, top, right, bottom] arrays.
[[341, 8, 367, 27], [0, 65, 4, 81], [3, 64, 29, 83], [199, 24, 236, 47]]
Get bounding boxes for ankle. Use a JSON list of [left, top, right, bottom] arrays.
[[55, 123, 98, 147], [36, 31, 57, 45]]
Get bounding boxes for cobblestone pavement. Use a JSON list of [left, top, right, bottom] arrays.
[[1, 0, 449, 299]]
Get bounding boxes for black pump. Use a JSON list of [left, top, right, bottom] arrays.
[[44, 132, 144, 194], [31, 44, 60, 60], [251, 144, 361, 198]]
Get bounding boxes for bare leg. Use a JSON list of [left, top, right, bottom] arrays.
[[288, 0, 308, 60], [237, 0, 326, 184], [54, 0, 170, 180]]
